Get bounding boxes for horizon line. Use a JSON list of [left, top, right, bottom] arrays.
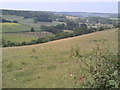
[[0, 8, 118, 14]]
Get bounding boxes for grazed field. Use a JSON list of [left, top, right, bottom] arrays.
[[1, 22, 39, 42], [1, 23, 31, 33], [2, 15, 24, 21], [2, 28, 118, 88], [18, 18, 65, 28], [2, 33, 38, 42]]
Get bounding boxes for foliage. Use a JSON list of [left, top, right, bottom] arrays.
[[89, 42, 119, 88], [30, 27, 35, 32], [2, 9, 67, 22], [0, 18, 18, 23], [71, 40, 119, 88], [41, 24, 65, 34]]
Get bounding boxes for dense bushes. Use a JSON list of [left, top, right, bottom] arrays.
[[0, 19, 12, 23], [0, 19, 18, 23], [41, 21, 80, 34], [71, 41, 119, 88], [41, 24, 66, 34]]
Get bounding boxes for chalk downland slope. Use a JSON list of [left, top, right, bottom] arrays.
[[2, 28, 118, 88]]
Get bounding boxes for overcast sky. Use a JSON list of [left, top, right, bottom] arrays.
[[1, 2, 118, 13]]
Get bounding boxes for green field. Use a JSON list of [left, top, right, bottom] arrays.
[[2, 33, 38, 42], [1, 23, 31, 33], [18, 18, 65, 28], [2, 28, 118, 88], [1, 23, 38, 42], [0, 22, 39, 42], [2, 15, 24, 21]]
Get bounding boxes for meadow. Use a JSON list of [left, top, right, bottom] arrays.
[[18, 18, 65, 29], [1, 23, 31, 33], [2, 15, 24, 21], [2, 28, 118, 88], [2, 33, 38, 42], [0, 23, 38, 42]]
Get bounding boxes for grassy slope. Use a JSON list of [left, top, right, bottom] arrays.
[[1, 23, 31, 33], [2, 15, 24, 21], [2, 28, 118, 88]]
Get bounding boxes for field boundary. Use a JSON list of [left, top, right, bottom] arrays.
[[2, 28, 115, 49]]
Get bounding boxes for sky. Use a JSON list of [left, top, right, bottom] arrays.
[[0, 1, 118, 13]]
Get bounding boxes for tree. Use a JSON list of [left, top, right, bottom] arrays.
[[13, 20, 18, 23], [99, 27, 104, 31], [2, 39, 6, 47], [31, 27, 35, 32], [80, 24, 88, 30], [21, 41, 27, 45], [34, 17, 37, 23]]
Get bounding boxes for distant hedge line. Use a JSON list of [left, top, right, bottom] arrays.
[[2, 27, 108, 47], [0, 19, 18, 23], [1, 30, 93, 47]]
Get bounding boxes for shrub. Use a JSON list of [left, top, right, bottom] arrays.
[[31, 28, 35, 32], [21, 41, 27, 45], [71, 41, 119, 88], [13, 20, 18, 23]]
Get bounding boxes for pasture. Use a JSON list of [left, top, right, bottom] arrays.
[[2, 28, 118, 88], [2, 33, 38, 42], [2, 15, 24, 21], [18, 18, 65, 29], [1, 23, 31, 33]]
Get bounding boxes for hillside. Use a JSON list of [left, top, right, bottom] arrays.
[[55, 12, 118, 18], [1, 9, 118, 45], [2, 28, 118, 88]]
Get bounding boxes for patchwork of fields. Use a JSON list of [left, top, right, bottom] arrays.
[[1, 15, 66, 42], [1, 23, 31, 33], [2, 15, 65, 29], [2, 28, 118, 88]]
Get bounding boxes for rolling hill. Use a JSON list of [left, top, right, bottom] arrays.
[[2, 28, 118, 88], [55, 12, 118, 18]]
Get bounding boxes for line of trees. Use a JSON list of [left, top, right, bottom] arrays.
[[2, 9, 67, 22], [0, 19, 18, 23], [2, 33, 73, 47], [2, 21, 113, 47], [41, 20, 80, 34], [2, 26, 100, 47]]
